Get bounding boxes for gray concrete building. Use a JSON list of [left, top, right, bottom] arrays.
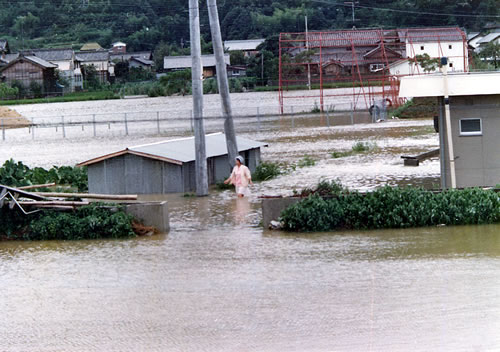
[[400, 71, 500, 188], [78, 133, 267, 194]]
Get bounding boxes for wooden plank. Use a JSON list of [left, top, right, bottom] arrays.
[[34, 192, 138, 200]]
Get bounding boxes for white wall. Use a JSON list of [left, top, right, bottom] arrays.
[[405, 41, 468, 72]]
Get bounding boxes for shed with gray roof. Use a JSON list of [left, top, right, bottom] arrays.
[[78, 133, 268, 194]]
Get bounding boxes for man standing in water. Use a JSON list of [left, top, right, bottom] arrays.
[[224, 156, 253, 197]]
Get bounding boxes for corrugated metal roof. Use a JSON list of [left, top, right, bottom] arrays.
[[477, 31, 500, 45], [79, 133, 268, 166], [399, 72, 500, 98], [164, 54, 230, 70], [224, 39, 265, 51]]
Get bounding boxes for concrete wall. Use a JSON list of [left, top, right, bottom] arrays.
[[440, 95, 500, 187], [261, 197, 302, 229]]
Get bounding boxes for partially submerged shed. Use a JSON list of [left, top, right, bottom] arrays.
[[78, 133, 268, 194]]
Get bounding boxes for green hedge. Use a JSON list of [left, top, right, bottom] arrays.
[[280, 186, 500, 232], [1, 204, 135, 241], [0, 159, 87, 192]]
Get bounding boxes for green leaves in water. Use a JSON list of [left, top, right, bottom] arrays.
[[1, 204, 135, 241], [280, 186, 500, 232]]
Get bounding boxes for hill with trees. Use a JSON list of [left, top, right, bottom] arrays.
[[0, 0, 498, 53]]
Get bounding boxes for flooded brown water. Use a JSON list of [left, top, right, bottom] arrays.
[[1, 191, 500, 351], [1, 98, 499, 350]]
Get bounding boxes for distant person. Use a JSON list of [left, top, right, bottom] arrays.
[[224, 156, 253, 197]]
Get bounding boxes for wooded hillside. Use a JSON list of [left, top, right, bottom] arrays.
[[0, 0, 498, 53]]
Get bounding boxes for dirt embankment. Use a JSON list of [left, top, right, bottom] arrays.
[[0, 107, 31, 128]]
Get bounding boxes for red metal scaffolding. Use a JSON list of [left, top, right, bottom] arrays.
[[278, 27, 469, 113]]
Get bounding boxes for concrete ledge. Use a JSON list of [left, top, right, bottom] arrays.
[[261, 197, 302, 229], [125, 201, 170, 233]]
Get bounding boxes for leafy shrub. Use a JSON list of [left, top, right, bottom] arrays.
[[253, 161, 282, 181], [298, 179, 345, 197], [0, 159, 88, 192], [297, 155, 315, 168], [0, 83, 19, 99], [351, 141, 371, 153], [2, 204, 135, 241], [331, 141, 376, 158], [29, 81, 43, 98], [280, 184, 500, 232]]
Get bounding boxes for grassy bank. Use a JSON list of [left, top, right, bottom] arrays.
[[280, 182, 500, 232], [0, 90, 119, 106]]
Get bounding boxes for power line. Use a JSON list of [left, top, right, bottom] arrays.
[[310, 0, 500, 18]]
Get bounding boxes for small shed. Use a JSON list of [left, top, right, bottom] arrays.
[[399, 71, 500, 188], [163, 54, 230, 77], [78, 133, 268, 194]]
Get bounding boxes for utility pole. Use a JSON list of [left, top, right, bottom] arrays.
[[207, 0, 239, 168], [189, 0, 208, 196], [305, 15, 311, 90], [344, 1, 358, 27], [441, 57, 457, 189]]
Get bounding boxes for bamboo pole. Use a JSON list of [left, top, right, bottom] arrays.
[[34, 192, 137, 200], [19, 201, 90, 206], [18, 183, 56, 190]]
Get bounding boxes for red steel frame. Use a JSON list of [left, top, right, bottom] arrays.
[[278, 27, 468, 113]]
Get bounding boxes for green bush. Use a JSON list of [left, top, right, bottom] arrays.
[[0, 83, 19, 99], [0, 159, 88, 192], [1, 204, 135, 241], [280, 185, 500, 232], [253, 161, 282, 181], [297, 155, 315, 168], [351, 141, 371, 153]]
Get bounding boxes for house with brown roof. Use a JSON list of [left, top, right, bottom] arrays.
[[0, 55, 57, 95], [287, 27, 467, 79], [24, 48, 83, 92]]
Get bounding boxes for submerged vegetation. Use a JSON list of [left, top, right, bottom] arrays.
[[1, 204, 137, 241], [281, 183, 500, 232], [331, 141, 378, 159]]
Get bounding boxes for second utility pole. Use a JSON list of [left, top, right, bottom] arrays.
[[207, 0, 239, 167], [189, 0, 208, 196]]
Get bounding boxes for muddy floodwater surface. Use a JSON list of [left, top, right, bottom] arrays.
[[1, 96, 500, 351]]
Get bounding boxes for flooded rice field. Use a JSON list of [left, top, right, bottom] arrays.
[[1, 95, 499, 351]]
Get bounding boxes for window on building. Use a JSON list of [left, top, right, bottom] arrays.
[[459, 118, 482, 136], [448, 44, 452, 49], [449, 62, 453, 68], [420, 45, 424, 50]]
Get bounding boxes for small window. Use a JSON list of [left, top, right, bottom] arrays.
[[460, 118, 482, 136], [449, 62, 453, 68], [420, 45, 424, 50], [448, 44, 452, 49]]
